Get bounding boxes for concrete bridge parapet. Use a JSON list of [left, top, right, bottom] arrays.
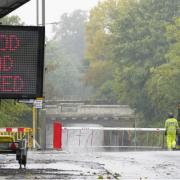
[[46, 104, 135, 127]]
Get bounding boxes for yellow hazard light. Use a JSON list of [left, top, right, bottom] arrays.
[[0, 135, 14, 143], [24, 128, 32, 133]]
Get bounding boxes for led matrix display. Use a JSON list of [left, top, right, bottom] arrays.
[[0, 25, 45, 99]]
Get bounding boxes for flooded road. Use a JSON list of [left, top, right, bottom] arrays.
[[0, 150, 180, 179], [0, 150, 114, 179]]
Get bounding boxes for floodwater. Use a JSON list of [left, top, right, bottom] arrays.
[[0, 150, 113, 179], [0, 150, 180, 179]]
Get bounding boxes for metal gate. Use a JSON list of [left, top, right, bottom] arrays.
[[62, 127, 166, 151]]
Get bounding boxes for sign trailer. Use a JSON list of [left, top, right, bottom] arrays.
[[0, 25, 45, 99], [0, 25, 45, 168]]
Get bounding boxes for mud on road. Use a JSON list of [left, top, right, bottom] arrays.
[[0, 151, 116, 180], [0, 168, 113, 179], [1, 150, 180, 179]]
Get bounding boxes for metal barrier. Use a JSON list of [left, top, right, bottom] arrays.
[[0, 128, 33, 149], [62, 127, 166, 151]]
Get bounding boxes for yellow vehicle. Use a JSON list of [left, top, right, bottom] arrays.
[[0, 135, 28, 168], [0, 135, 16, 152], [0, 135, 14, 143]]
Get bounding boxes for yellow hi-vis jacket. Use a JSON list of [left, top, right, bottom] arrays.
[[165, 118, 179, 135]]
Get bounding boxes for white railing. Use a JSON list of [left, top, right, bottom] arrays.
[[62, 127, 166, 151]]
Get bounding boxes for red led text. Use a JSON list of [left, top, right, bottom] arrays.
[[0, 56, 13, 72], [0, 34, 19, 51], [0, 33, 24, 92], [0, 75, 24, 92]]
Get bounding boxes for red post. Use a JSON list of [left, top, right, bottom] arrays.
[[53, 121, 62, 150]]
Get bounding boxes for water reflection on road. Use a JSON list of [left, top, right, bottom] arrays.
[[0, 150, 180, 179], [0, 150, 114, 179]]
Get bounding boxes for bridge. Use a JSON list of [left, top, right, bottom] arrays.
[[45, 103, 136, 149], [46, 103, 135, 127], [33, 101, 167, 150]]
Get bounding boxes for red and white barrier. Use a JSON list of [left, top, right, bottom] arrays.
[[0, 127, 26, 133], [62, 127, 165, 131]]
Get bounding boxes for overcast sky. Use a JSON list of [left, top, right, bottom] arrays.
[[10, 0, 100, 39]]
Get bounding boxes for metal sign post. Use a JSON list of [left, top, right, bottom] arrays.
[[32, 104, 36, 149], [33, 98, 46, 149]]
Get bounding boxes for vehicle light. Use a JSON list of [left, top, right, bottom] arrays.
[[9, 142, 17, 150]]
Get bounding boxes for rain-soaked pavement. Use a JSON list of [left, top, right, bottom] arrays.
[[0, 150, 180, 179], [0, 150, 115, 179]]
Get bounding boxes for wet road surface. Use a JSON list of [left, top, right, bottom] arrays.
[[0, 150, 115, 179], [0, 150, 180, 179]]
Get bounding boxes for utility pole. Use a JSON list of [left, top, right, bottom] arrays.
[[32, 0, 39, 149], [32, 105, 36, 148], [42, 0, 45, 26], [40, 0, 46, 150], [33, 0, 46, 150], [36, 0, 39, 25]]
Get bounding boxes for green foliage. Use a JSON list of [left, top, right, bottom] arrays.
[[53, 10, 87, 58], [0, 16, 24, 25], [85, 0, 180, 126], [0, 100, 31, 127], [109, 0, 180, 125], [145, 17, 180, 121], [166, 17, 180, 62], [84, 61, 114, 87], [45, 10, 93, 100], [84, 0, 130, 102]]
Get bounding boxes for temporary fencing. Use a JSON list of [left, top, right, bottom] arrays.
[[62, 127, 166, 151], [0, 127, 33, 149]]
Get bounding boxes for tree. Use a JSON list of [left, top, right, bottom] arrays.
[[0, 15, 24, 25], [109, 0, 180, 125], [145, 17, 180, 122], [84, 0, 180, 124], [84, 0, 131, 102], [45, 10, 92, 100], [0, 100, 31, 127]]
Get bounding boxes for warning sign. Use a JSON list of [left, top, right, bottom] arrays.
[[33, 99, 43, 109]]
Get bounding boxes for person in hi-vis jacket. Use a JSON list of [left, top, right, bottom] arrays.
[[165, 112, 179, 150]]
